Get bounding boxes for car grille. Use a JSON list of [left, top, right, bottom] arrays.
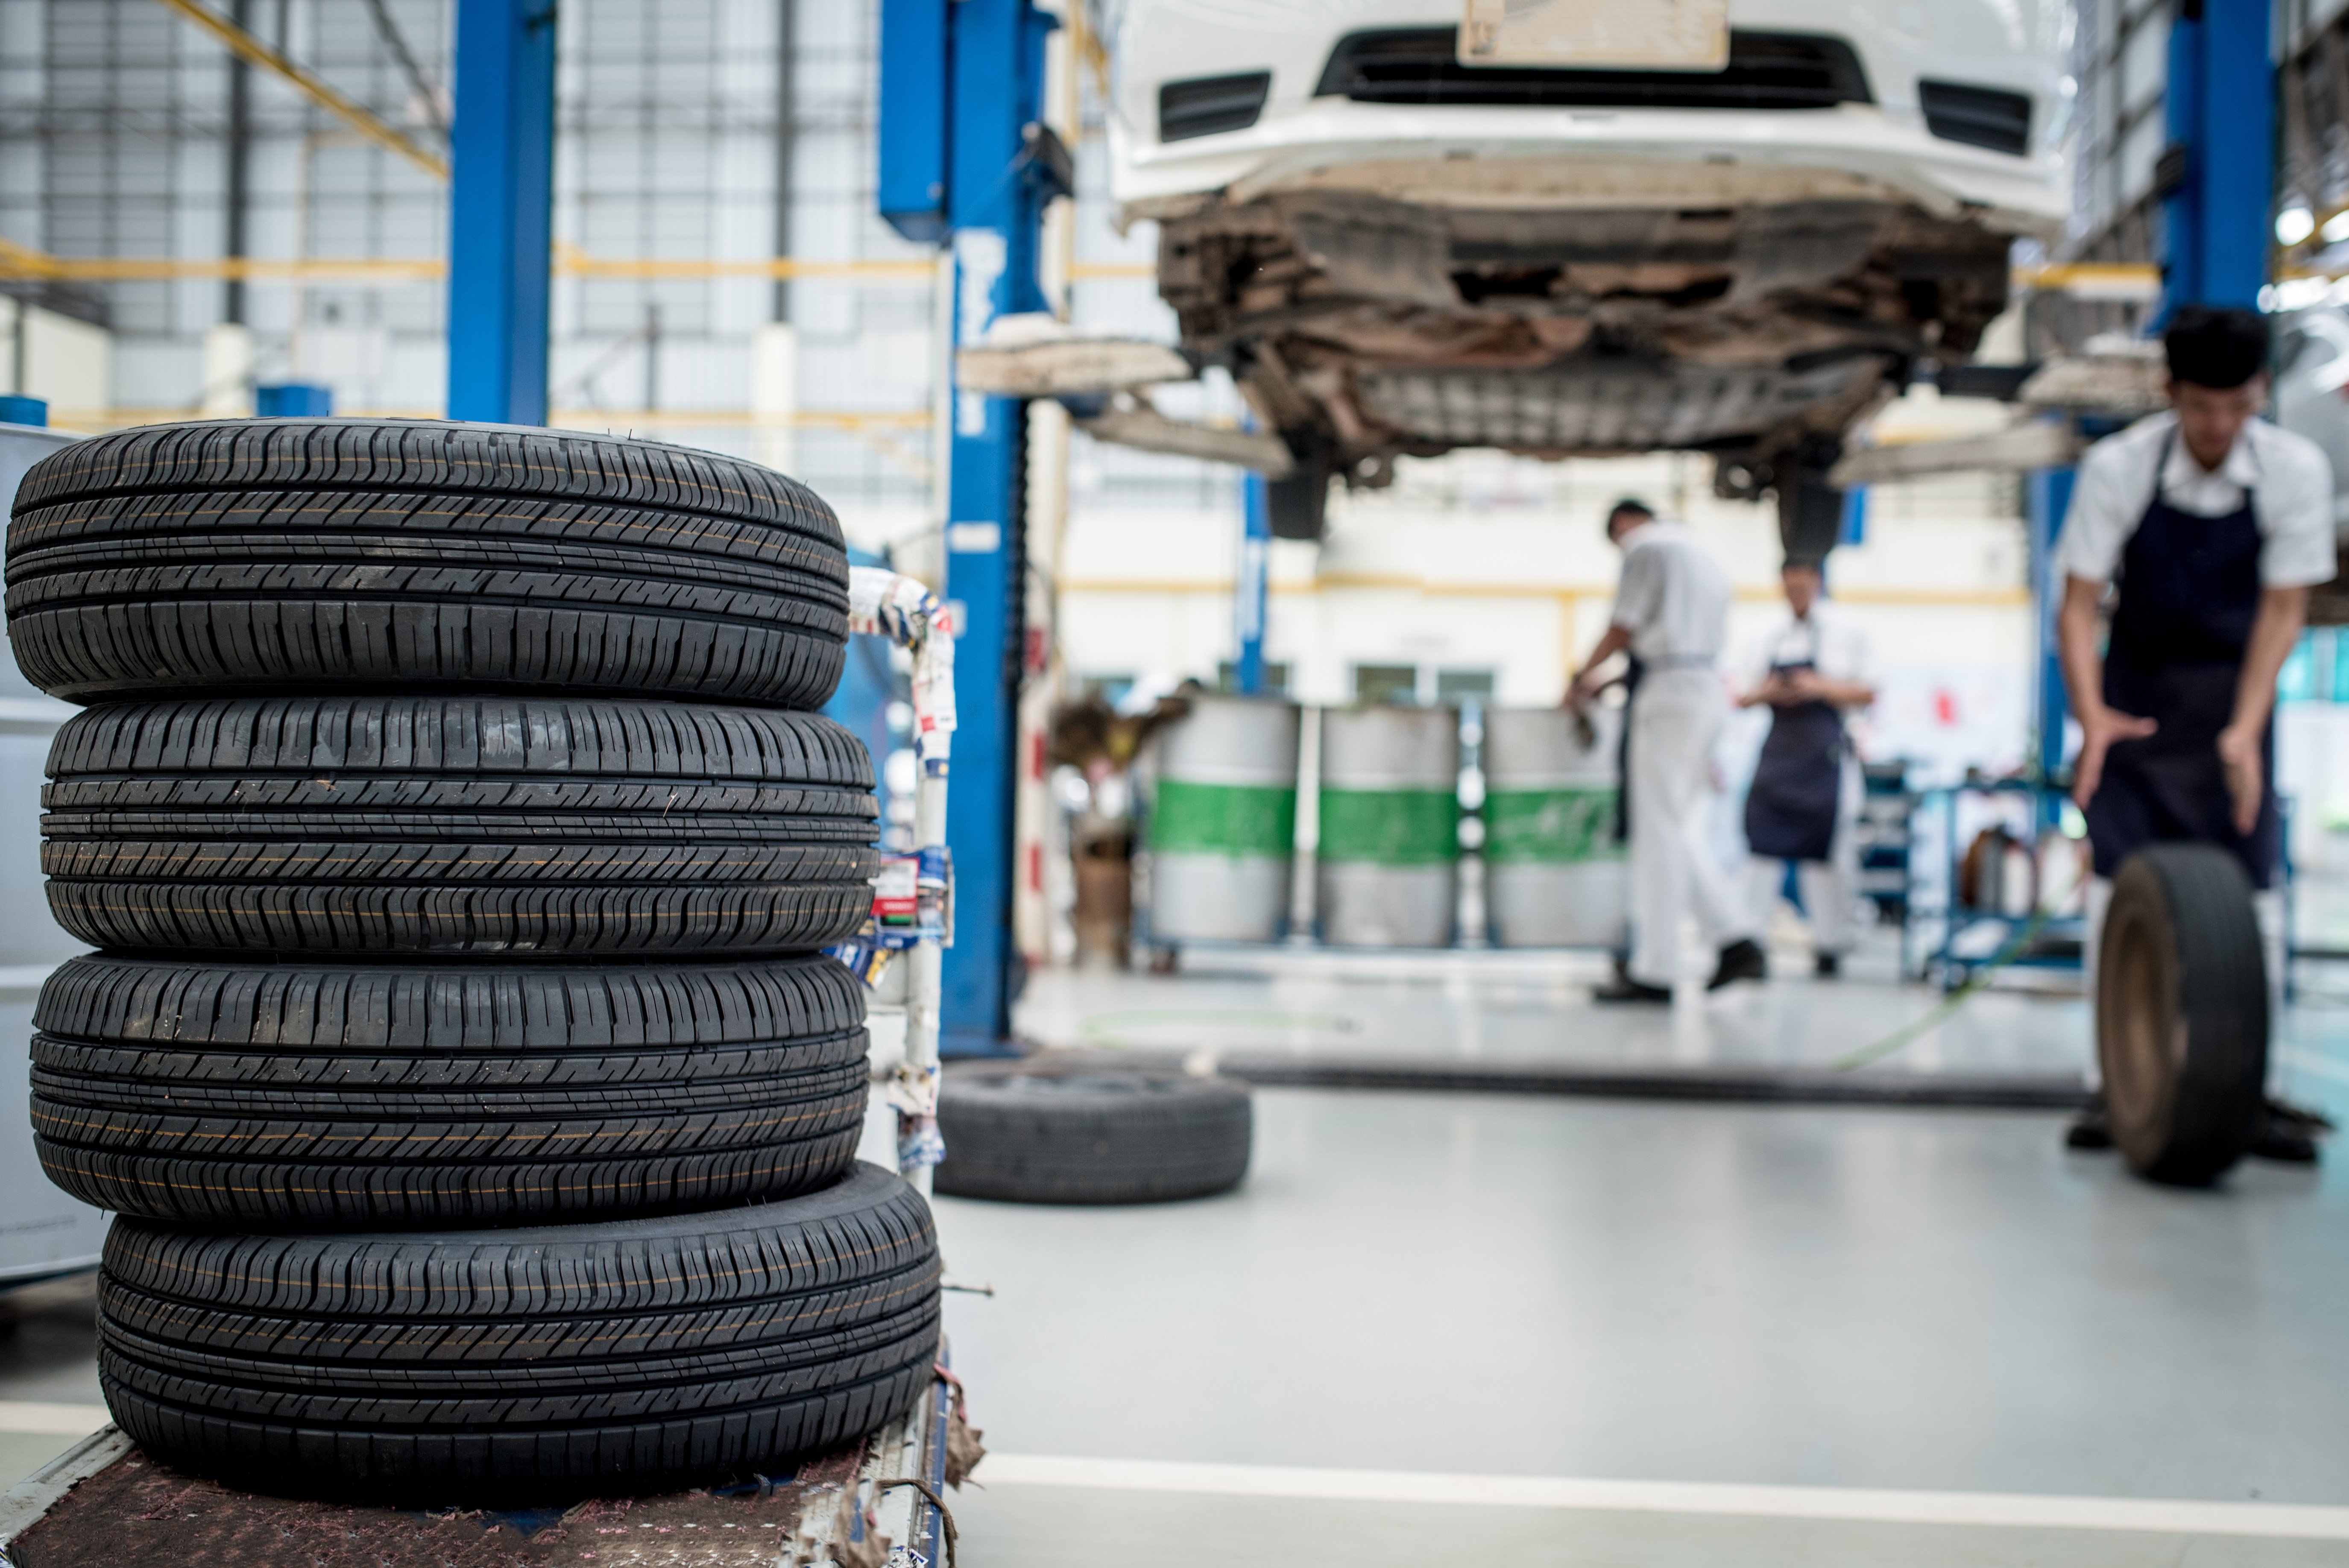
[[1314, 29, 1872, 111], [1160, 71, 1273, 142], [1918, 79, 2032, 156]]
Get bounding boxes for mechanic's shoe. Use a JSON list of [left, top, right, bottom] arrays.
[[2248, 1097, 2330, 1164], [1592, 976, 1673, 1005], [2249, 1120, 2322, 1164], [1707, 938, 1768, 991], [1814, 953, 1841, 978], [2064, 1093, 2113, 1151], [2265, 1096, 2337, 1137]]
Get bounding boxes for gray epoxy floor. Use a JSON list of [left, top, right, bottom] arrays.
[[933, 1071, 2349, 1565], [947, 1487, 2349, 1568], [936, 1090, 2349, 1504]]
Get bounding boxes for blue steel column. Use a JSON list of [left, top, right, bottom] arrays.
[[2159, 0, 2273, 315], [1234, 474, 1270, 693], [2028, 463, 2077, 815], [939, 0, 1053, 1053], [446, 0, 557, 424]]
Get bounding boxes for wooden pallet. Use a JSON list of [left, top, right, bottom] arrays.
[[0, 1369, 966, 1568]]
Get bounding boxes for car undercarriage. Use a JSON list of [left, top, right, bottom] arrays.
[[1154, 190, 2017, 544]]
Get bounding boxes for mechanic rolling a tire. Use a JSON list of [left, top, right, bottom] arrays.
[[934, 1065, 1252, 1205], [2056, 309, 2337, 1171]]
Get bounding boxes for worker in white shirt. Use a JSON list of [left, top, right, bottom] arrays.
[[1738, 560, 1878, 977], [2057, 305, 2336, 1164], [1571, 499, 1767, 1002]]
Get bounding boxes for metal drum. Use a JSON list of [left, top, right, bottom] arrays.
[[1318, 706, 1459, 948], [1147, 696, 1301, 943], [1482, 705, 1628, 949]]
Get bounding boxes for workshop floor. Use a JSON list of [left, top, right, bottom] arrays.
[[937, 1085, 2349, 1566], [1015, 921, 2349, 1112], [0, 944, 2343, 1565], [1013, 926, 2095, 1078]]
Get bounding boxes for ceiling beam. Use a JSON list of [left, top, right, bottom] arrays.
[[150, 0, 449, 180]]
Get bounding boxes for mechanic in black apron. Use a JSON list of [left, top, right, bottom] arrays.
[[2059, 306, 2338, 1162], [1740, 560, 1873, 975]]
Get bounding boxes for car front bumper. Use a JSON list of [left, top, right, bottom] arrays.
[[1111, 101, 2065, 236]]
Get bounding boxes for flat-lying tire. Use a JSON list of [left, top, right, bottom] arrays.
[[32, 953, 870, 1227], [6, 418, 850, 708], [2097, 843, 2269, 1186], [41, 696, 879, 956], [934, 1065, 1252, 1205], [98, 1163, 940, 1504]]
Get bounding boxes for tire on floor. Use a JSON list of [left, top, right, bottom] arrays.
[[40, 696, 879, 956], [933, 1065, 1252, 1204], [33, 953, 871, 1227], [2097, 843, 2269, 1186], [6, 418, 850, 708], [98, 1163, 940, 1504]]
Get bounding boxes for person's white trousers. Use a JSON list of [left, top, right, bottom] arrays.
[[1743, 753, 1865, 957], [2079, 872, 2286, 1091], [1628, 667, 1755, 987]]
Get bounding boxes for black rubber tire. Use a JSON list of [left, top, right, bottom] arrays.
[[41, 696, 879, 956], [933, 1065, 1252, 1204], [2097, 844, 2270, 1187], [30, 953, 871, 1228], [96, 1162, 940, 1505], [6, 418, 849, 707]]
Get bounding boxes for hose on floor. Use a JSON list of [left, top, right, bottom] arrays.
[[1832, 910, 2053, 1072]]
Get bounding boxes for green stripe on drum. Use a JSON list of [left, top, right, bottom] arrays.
[[1484, 787, 1623, 865], [1317, 788, 1460, 866], [1150, 779, 1298, 857]]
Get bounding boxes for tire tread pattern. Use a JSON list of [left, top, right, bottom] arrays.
[[97, 1163, 940, 1501], [9, 420, 849, 705], [32, 954, 873, 1226], [40, 697, 879, 956], [934, 1068, 1252, 1205]]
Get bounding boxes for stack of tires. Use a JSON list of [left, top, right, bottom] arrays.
[[4, 420, 939, 1504]]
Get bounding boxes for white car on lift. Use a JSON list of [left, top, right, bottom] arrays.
[[1101, 0, 2070, 542]]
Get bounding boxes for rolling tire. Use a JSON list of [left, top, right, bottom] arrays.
[[97, 1163, 941, 1505], [2097, 844, 2270, 1187], [40, 696, 879, 956], [31, 953, 870, 1227], [6, 418, 849, 707], [934, 1065, 1252, 1205]]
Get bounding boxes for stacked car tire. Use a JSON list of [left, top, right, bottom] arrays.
[[6, 419, 938, 1503]]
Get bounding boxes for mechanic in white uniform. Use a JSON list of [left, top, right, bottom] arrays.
[[1738, 559, 1878, 977], [1572, 499, 1767, 1002], [2056, 306, 2335, 1163]]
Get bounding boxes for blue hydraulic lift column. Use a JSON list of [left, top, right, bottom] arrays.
[[1234, 473, 1271, 693], [445, 0, 557, 424], [879, 0, 1058, 1054], [2027, 464, 2077, 791], [2159, 0, 2274, 315], [2027, 0, 2272, 805]]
